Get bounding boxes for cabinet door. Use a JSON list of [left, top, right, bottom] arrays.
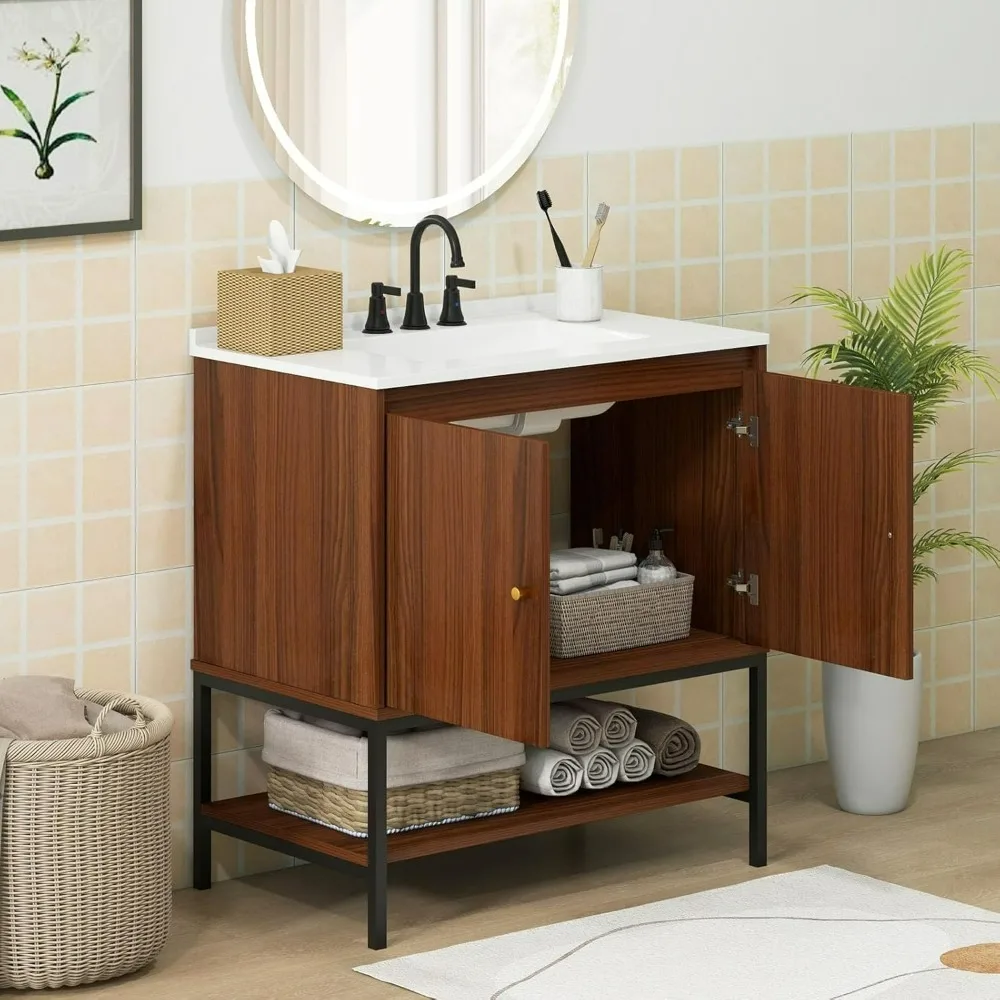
[[387, 415, 550, 744], [740, 372, 913, 677]]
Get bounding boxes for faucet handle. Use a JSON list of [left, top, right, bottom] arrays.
[[363, 281, 401, 334], [438, 274, 476, 327]]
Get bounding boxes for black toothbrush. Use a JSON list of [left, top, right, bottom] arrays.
[[537, 190, 573, 268]]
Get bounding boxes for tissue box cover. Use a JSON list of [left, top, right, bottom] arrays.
[[217, 266, 343, 357]]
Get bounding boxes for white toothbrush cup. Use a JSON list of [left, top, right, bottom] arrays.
[[555, 266, 603, 323]]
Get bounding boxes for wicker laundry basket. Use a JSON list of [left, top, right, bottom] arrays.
[[0, 690, 173, 990]]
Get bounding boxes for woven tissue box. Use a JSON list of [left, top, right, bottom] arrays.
[[550, 574, 695, 658], [217, 266, 343, 356]]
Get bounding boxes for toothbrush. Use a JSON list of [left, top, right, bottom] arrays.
[[582, 203, 610, 267], [536, 190, 572, 269]]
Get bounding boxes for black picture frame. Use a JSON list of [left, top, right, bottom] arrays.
[[0, 0, 142, 243]]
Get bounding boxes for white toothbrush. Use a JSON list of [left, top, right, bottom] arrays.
[[582, 202, 610, 268]]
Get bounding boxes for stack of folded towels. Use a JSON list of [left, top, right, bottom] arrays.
[[550, 548, 639, 596], [520, 699, 701, 796]]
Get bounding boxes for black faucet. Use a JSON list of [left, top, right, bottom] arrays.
[[401, 214, 465, 330]]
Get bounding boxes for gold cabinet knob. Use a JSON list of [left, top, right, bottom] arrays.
[[510, 586, 533, 601]]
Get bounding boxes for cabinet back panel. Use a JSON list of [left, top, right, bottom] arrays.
[[570, 391, 743, 637], [193, 360, 385, 706]]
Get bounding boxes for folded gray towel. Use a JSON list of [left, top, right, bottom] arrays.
[[614, 738, 656, 783], [0, 676, 132, 740], [549, 705, 601, 755], [568, 698, 637, 749], [550, 566, 638, 596], [577, 747, 620, 790], [263, 712, 525, 790], [520, 747, 584, 796], [590, 580, 640, 592], [631, 707, 701, 777], [550, 548, 638, 581]]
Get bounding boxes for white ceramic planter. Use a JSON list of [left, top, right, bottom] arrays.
[[822, 652, 922, 815]]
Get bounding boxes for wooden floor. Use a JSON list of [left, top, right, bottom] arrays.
[[25, 727, 1000, 1000]]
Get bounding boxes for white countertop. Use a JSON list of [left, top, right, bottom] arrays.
[[189, 294, 769, 390]]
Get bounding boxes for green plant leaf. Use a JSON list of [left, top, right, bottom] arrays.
[[47, 130, 96, 153], [1, 85, 41, 142], [882, 247, 970, 352], [800, 248, 1000, 444], [0, 127, 41, 152], [912, 450, 990, 505], [50, 89, 93, 128], [912, 562, 936, 585], [913, 527, 1000, 569]]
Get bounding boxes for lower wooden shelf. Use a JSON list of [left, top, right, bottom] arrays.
[[201, 764, 750, 868]]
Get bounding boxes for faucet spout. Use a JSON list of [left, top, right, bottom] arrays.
[[401, 214, 465, 330]]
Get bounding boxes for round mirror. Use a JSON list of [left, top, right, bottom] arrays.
[[234, 0, 577, 227]]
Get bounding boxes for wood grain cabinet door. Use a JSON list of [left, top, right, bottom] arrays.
[[739, 372, 914, 678], [387, 416, 551, 745]]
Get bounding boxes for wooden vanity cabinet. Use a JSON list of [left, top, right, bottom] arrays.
[[192, 343, 913, 948], [194, 346, 913, 749]]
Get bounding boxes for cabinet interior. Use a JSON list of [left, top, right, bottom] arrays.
[[564, 389, 744, 641]]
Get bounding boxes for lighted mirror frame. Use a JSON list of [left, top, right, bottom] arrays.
[[236, 0, 577, 226]]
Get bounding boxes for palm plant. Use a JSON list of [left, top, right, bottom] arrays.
[[1, 33, 95, 180], [794, 247, 1000, 585]]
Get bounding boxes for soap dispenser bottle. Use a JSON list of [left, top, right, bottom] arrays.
[[363, 282, 401, 334], [637, 528, 677, 585]]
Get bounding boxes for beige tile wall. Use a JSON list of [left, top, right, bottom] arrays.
[[3, 124, 1000, 889]]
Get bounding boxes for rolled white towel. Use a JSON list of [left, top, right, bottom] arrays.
[[550, 566, 638, 596], [549, 704, 602, 755], [550, 547, 637, 581], [568, 698, 637, 749], [521, 747, 584, 796], [614, 738, 656, 783], [577, 747, 620, 790]]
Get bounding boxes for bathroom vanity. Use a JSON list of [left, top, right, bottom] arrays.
[[189, 297, 913, 949]]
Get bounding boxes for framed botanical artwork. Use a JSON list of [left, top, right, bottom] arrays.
[[0, 0, 140, 242]]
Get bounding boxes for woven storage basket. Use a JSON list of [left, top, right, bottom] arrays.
[[550, 574, 695, 658], [217, 266, 343, 356], [267, 765, 520, 838], [0, 690, 173, 991]]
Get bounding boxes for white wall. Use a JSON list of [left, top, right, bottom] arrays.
[[144, 0, 1000, 187], [542, 0, 1000, 154]]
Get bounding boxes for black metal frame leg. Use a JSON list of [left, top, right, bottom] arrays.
[[748, 660, 768, 867], [193, 674, 213, 889], [367, 724, 388, 950]]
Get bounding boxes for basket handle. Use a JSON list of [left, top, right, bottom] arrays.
[[90, 695, 148, 737]]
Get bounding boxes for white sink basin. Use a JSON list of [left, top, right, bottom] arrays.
[[359, 320, 645, 362]]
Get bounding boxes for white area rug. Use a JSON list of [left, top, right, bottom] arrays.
[[355, 866, 1000, 999]]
